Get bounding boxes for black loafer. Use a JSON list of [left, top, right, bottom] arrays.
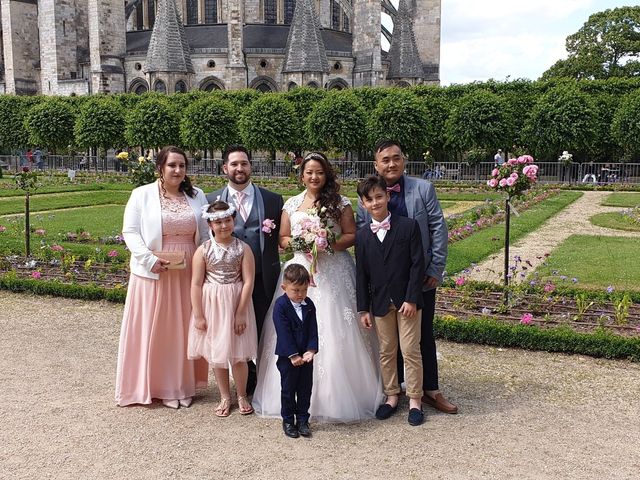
[[408, 408, 424, 426], [283, 421, 299, 438], [375, 403, 398, 420], [297, 421, 312, 437]]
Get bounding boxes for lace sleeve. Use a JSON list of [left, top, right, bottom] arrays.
[[283, 192, 304, 216], [338, 195, 352, 211]]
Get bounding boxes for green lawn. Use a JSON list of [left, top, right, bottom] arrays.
[[602, 192, 640, 207], [446, 191, 583, 275], [535, 234, 640, 291], [0, 191, 130, 215], [590, 212, 640, 232], [0, 183, 133, 197]]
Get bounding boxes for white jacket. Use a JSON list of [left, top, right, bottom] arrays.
[[122, 180, 209, 280]]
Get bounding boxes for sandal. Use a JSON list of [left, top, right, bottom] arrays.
[[215, 397, 231, 417], [237, 395, 254, 415]]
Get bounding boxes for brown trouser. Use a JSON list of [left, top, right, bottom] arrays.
[[374, 304, 423, 399]]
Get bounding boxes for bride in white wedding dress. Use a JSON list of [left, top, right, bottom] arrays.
[[252, 153, 383, 422]]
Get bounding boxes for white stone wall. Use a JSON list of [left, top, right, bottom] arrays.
[[412, 0, 440, 82], [1, 0, 40, 94]]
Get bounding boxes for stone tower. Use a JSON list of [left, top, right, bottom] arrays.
[[351, 0, 383, 87], [386, 0, 422, 85], [1, 0, 40, 94], [281, 0, 330, 89], [412, 0, 441, 82], [88, 0, 126, 93], [144, 0, 194, 93], [226, 0, 246, 90]]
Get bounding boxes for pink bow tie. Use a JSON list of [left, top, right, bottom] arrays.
[[386, 183, 401, 193], [370, 220, 391, 233]]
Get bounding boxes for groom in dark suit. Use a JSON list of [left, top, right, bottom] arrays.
[[357, 139, 457, 414], [208, 145, 284, 394]]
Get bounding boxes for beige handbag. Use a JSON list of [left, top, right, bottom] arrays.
[[153, 251, 187, 270]]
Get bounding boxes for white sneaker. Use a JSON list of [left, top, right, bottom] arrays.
[[162, 399, 179, 409], [179, 397, 193, 408]]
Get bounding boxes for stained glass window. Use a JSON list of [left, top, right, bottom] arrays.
[[147, 0, 155, 30], [204, 0, 218, 23], [135, 2, 143, 30], [343, 12, 350, 32], [284, 0, 295, 24], [331, 1, 341, 30], [264, 0, 277, 24], [186, 0, 198, 25]]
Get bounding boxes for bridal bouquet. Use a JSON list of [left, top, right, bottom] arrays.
[[283, 206, 336, 279]]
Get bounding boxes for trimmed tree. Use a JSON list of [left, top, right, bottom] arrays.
[[612, 90, 640, 159], [368, 89, 430, 159], [24, 98, 76, 153], [74, 96, 125, 153], [305, 92, 367, 152], [239, 94, 297, 160], [0, 95, 39, 151], [180, 96, 238, 156], [524, 83, 598, 161], [124, 97, 181, 149]]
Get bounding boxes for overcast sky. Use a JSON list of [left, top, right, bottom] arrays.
[[438, 0, 636, 84]]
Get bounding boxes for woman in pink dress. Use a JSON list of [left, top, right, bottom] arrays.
[[115, 146, 209, 409]]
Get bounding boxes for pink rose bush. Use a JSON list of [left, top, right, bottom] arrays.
[[487, 155, 538, 197]]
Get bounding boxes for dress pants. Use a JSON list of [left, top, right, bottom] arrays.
[[276, 357, 313, 424]]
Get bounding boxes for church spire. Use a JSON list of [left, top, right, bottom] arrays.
[[387, 0, 423, 79], [282, 0, 329, 73], [144, 0, 194, 74]]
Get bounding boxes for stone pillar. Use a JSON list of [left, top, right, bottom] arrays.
[[412, 0, 440, 83], [351, 0, 382, 87], [225, 0, 246, 88], [1, 0, 40, 94], [88, 0, 127, 93]]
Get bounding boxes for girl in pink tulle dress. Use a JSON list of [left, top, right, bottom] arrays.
[[188, 200, 257, 417]]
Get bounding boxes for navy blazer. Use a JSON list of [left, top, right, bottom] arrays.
[[355, 214, 425, 317], [273, 294, 319, 358]]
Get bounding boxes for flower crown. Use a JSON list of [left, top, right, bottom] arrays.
[[201, 198, 235, 221]]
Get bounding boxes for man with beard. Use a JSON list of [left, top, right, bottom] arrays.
[[208, 145, 284, 394]]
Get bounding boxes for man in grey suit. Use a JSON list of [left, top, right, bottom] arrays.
[[356, 139, 457, 414], [208, 145, 284, 394]]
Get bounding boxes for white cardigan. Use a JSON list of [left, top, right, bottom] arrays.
[[122, 180, 209, 280]]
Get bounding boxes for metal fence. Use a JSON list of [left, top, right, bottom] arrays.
[[2, 154, 640, 185]]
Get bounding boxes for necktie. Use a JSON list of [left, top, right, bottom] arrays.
[[370, 220, 391, 233], [235, 191, 248, 221], [387, 183, 401, 193]]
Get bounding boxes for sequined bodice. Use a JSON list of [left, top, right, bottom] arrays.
[[202, 238, 244, 284], [160, 193, 196, 237]]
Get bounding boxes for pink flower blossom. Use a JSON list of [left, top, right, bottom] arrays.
[[455, 276, 466, 287], [34, 228, 46, 235], [520, 313, 533, 325], [31, 271, 42, 279], [0, 226, 6, 233], [519, 155, 534, 164], [507, 158, 518, 166], [488, 178, 498, 188], [506, 177, 516, 186], [510, 172, 519, 180], [543, 282, 555, 293], [107, 250, 118, 257], [499, 178, 508, 187], [491, 168, 499, 177], [51, 245, 64, 252], [315, 236, 328, 250], [261, 218, 276, 234]]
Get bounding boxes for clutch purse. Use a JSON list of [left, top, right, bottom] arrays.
[[153, 251, 186, 270]]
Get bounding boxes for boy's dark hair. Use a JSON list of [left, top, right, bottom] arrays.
[[283, 264, 311, 285], [374, 139, 404, 155], [223, 144, 251, 163], [357, 175, 388, 200]]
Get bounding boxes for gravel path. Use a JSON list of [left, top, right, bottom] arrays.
[[1, 291, 639, 479], [466, 191, 640, 283]]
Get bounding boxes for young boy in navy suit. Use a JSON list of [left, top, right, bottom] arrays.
[[356, 175, 426, 426], [273, 264, 318, 438]]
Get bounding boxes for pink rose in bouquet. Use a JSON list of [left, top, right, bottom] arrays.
[[284, 207, 336, 278]]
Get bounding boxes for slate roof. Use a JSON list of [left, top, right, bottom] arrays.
[[281, 0, 329, 73], [386, 0, 423, 79], [144, 0, 194, 73]]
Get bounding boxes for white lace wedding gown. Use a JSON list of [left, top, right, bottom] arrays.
[[252, 192, 383, 422]]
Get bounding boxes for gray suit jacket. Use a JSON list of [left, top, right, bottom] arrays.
[[356, 175, 448, 287]]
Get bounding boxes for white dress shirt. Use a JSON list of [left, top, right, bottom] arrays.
[[227, 183, 254, 218], [290, 299, 307, 321]]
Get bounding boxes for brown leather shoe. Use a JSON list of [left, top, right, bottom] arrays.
[[422, 392, 458, 414]]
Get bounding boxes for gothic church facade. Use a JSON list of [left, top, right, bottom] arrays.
[[0, 0, 440, 95]]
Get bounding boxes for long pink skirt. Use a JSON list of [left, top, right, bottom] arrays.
[[115, 236, 208, 406]]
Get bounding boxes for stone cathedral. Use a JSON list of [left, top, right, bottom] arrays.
[[0, 0, 440, 96]]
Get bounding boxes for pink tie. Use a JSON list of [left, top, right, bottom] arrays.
[[387, 183, 401, 193], [370, 220, 391, 233], [235, 191, 248, 221]]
